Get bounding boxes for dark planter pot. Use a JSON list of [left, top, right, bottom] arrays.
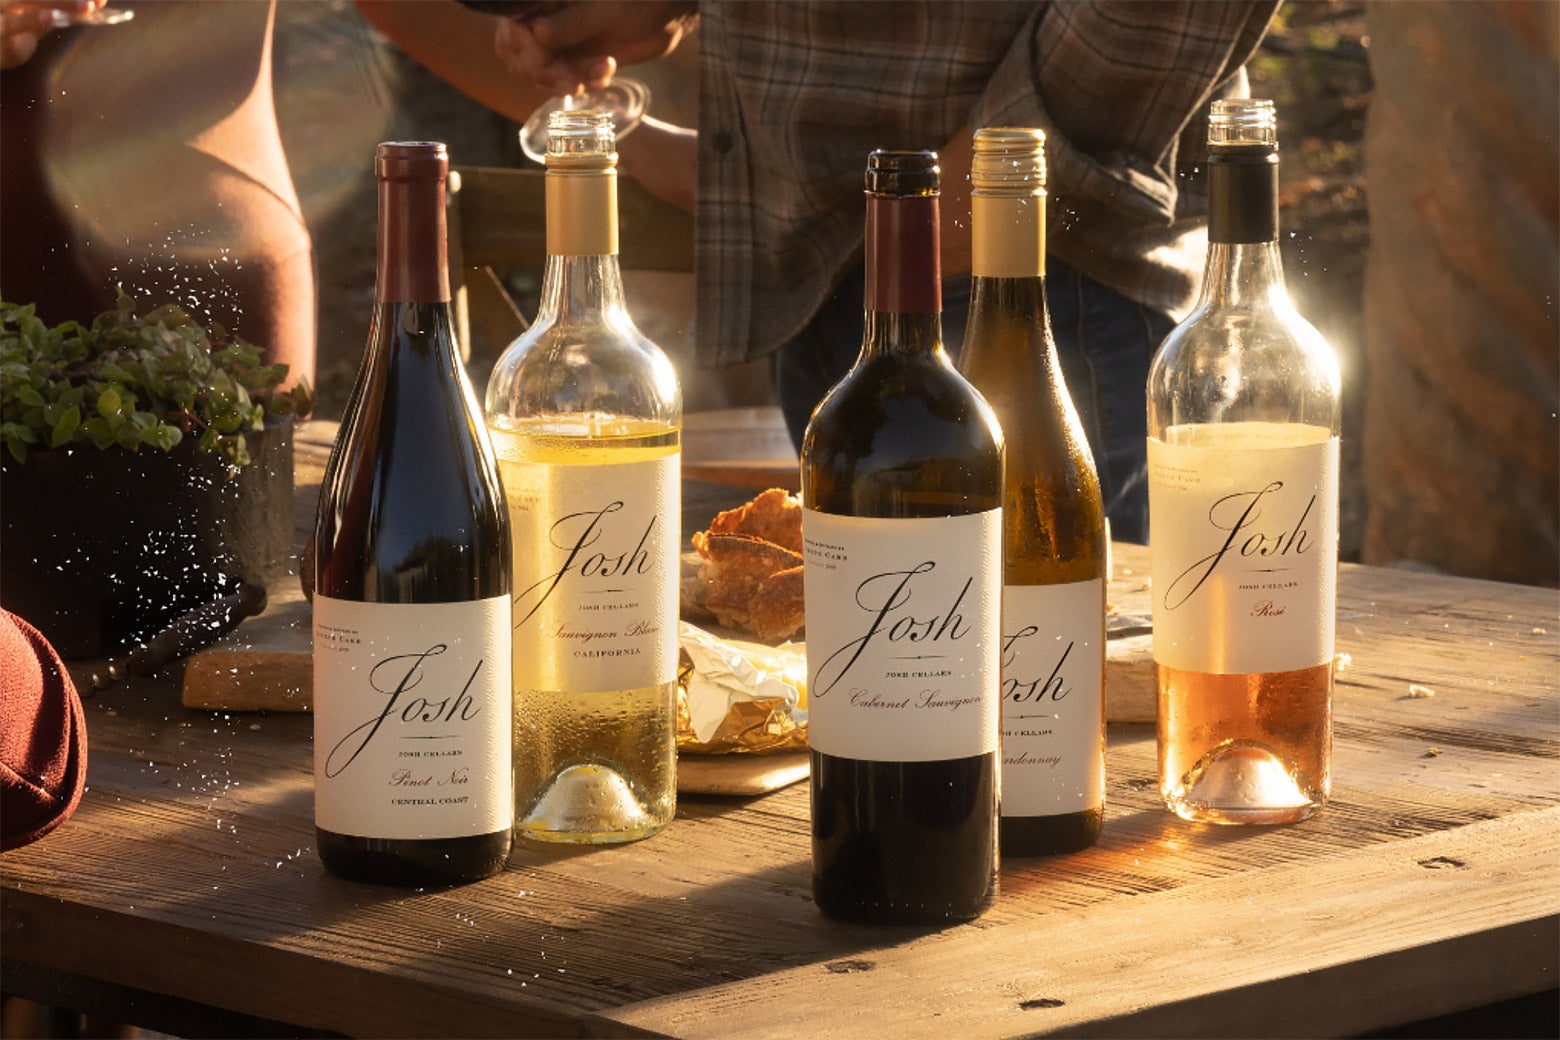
[[0, 418, 294, 658]]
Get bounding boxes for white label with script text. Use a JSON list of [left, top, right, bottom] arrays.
[[1001, 579, 1105, 816], [313, 595, 512, 839], [802, 509, 1001, 761], [1148, 422, 1339, 675], [505, 455, 679, 692]]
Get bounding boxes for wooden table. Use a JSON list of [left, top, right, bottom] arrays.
[[3, 424, 1557, 1038]]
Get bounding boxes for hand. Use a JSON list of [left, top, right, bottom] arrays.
[[1, 1, 98, 69], [493, 0, 697, 98], [619, 114, 697, 215]]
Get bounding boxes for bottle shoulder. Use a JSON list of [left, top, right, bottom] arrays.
[[802, 354, 1003, 516], [1152, 297, 1337, 373], [808, 354, 1003, 451], [1147, 298, 1341, 433], [315, 336, 510, 601], [323, 388, 504, 520], [484, 314, 682, 422]]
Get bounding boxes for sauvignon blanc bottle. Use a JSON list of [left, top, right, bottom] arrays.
[[957, 128, 1107, 855], [485, 110, 681, 844], [801, 150, 1004, 923], [1147, 99, 1341, 825], [313, 141, 514, 885]]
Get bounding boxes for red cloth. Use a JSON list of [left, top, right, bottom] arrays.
[[1, 609, 88, 851]]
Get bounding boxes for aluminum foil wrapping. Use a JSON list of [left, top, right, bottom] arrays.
[[676, 621, 808, 754]]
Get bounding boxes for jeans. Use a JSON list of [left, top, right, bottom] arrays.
[[774, 257, 1173, 543]]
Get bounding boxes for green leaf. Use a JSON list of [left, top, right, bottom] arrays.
[[49, 404, 81, 448], [2, 293, 291, 467], [144, 422, 182, 451], [2, 420, 39, 445], [116, 418, 144, 450], [81, 416, 116, 449]]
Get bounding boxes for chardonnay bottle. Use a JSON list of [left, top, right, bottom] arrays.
[[801, 149, 1004, 924], [485, 110, 682, 845], [313, 141, 514, 886], [957, 128, 1107, 856], [1147, 99, 1341, 825]]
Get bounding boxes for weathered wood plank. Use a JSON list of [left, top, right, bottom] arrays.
[[603, 809, 1560, 1040]]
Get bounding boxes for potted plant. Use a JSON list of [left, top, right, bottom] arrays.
[[0, 295, 314, 658]]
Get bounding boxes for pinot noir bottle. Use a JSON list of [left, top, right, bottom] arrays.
[[312, 142, 514, 885]]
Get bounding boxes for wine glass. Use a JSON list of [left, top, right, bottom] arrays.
[[449, 0, 649, 163], [47, 5, 133, 27], [518, 78, 648, 164]]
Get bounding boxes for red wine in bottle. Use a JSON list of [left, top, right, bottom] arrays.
[[801, 150, 1004, 924], [312, 142, 514, 885]]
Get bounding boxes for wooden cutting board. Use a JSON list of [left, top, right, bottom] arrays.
[[181, 575, 313, 713]]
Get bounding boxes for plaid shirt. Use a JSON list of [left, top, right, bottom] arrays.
[[695, 0, 1277, 366]]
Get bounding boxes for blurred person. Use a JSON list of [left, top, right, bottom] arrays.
[[369, 1, 1277, 542], [0, 0, 315, 387]]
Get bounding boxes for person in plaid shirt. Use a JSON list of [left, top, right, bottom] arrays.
[[477, 0, 1277, 542]]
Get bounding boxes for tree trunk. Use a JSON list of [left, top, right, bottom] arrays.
[[1362, 1, 1559, 585]]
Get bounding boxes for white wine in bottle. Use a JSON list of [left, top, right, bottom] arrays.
[[958, 128, 1106, 855], [1147, 99, 1341, 825], [484, 111, 682, 845]]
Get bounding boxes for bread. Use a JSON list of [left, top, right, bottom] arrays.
[[706, 487, 802, 552], [685, 490, 806, 642]]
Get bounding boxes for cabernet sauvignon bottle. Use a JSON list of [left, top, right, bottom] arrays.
[[1147, 100, 1341, 825], [958, 128, 1107, 855], [313, 142, 514, 884], [801, 150, 1004, 924]]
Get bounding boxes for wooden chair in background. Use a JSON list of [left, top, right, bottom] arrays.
[[445, 165, 695, 364], [445, 165, 797, 492]]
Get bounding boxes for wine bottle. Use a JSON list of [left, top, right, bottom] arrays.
[[801, 149, 1004, 923], [957, 128, 1106, 855], [484, 111, 681, 845], [1146, 99, 1341, 825], [313, 141, 514, 885]]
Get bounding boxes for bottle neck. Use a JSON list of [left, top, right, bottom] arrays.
[[1198, 240, 1288, 309], [862, 191, 942, 357], [368, 300, 461, 371], [537, 163, 626, 323], [962, 190, 1061, 374], [1201, 151, 1286, 309], [535, 253, 630, 323], [375, 171, 450, 305]]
